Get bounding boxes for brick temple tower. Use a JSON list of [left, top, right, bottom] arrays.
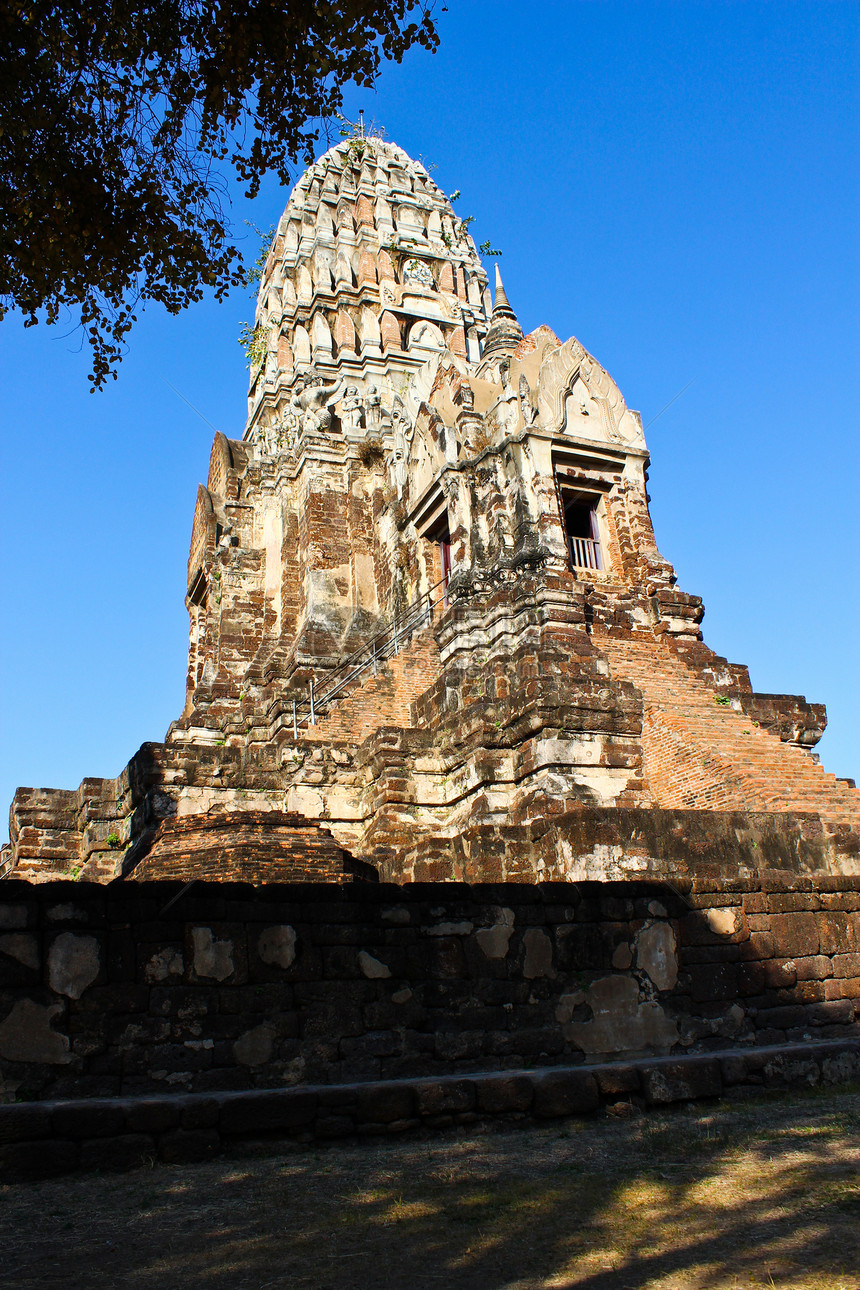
[[4, 135, 858, 883]]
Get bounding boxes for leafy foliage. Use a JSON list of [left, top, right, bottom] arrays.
[[238, 320, 269, 371], [0, 0, 438, 387]]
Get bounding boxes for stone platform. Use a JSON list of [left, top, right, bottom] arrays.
[[2, 1038, 859, 1182]]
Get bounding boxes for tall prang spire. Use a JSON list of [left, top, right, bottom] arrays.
[[480, 265, 523, 359], [244, 135, 492, 444]]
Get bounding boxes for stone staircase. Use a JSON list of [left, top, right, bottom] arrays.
[[596, 631, 860, 835], [304, 628, 441, 744]]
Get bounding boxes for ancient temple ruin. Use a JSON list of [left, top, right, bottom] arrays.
[[4, 135, 858, 885]]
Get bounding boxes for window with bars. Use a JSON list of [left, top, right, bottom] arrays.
[[561, 489, 604, 571]]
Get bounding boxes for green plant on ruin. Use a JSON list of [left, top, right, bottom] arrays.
[[358, 437, 386, 468], [444, 189, 502, 256], [715, 695, 731, 706], [243, 221, 278, 291], [336, 112, 386, 168], [107, 832, 121, 849], [239, 320, 269, 371]]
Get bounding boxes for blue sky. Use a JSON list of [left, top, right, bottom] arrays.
[[1, 0, 858, 837]]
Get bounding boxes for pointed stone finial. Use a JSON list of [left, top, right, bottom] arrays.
[[482, 266, 523, 358], [493, 265, 513, 314]]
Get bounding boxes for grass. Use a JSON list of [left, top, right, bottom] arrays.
[[2, 1086, 859, 1288]]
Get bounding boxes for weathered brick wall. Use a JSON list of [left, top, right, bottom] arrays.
[[130, 812, 370, 884], [598, 631, 860, 838], [1, 875, 858, 1104]]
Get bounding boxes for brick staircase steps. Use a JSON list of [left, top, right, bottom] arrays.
[[305, 628, 440, 744], [595, 631, 860, 834]]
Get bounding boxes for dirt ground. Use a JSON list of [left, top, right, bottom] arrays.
[[2, 1086, 859, 1290]]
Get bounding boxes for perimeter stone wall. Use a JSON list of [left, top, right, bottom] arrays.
[[1, 875, 859, 1104]]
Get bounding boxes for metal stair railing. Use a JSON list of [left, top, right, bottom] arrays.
[[289, 575, 449, 736]]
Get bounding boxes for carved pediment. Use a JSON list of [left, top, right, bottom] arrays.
[[537, 337, 645, 449], [410, 405, 450, 501]]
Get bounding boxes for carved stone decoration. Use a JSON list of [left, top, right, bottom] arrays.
[[390, 394, 413, 442], [389, 428, 409, 498], [403, 258, 435, 289], [364, 384, 387, 436], [519, 374, 537, 425], [290, 371, 344, 435], [535, 336, 587, 430]]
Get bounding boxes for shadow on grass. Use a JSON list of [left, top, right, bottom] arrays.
[[2, 1090, 859, 1289]]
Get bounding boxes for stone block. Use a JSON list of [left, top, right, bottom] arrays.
[[414, 1079, 475, 1116], [80, 1133, 154, 1173], [356, 1083, 414, 1123], [125, 1098, 181, 1135], [688, 962, 738, 1002], [824, 978, 860, 1002], [821, 1049, 860, 1084], [736, 962, 766, 995], [763, 960, 797, 989], [641, 1059, 722, 1104], [779, 980, 826, 1004], [816, 912, 860, 955], [219, 1089, 317, 1135], [474, 1074, 534, 1113], [762, 1055, 821, 1088], [595, 1065, 640, 1097], [317, 1115, 355, 1139], [721, 1054, 754, 1085], [769, 913, 819, 958], [793, 956, 833, 982], [52, 1099, 127, 1139], [0, 1102, 51, 1143], [767, 893, 820, 913], [739, 931, 775, 961], [532, 1069, 600, 1118], [758, 1000, 853, 1029]]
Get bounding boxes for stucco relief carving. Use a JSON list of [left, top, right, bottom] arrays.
[[403, 258, 435, 288], [536, 337, 645, 449], [289, 372, 344, 435], [409, 409, 447, 502]]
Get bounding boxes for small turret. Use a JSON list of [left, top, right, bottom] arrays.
[[480, 266, 524, 358]]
